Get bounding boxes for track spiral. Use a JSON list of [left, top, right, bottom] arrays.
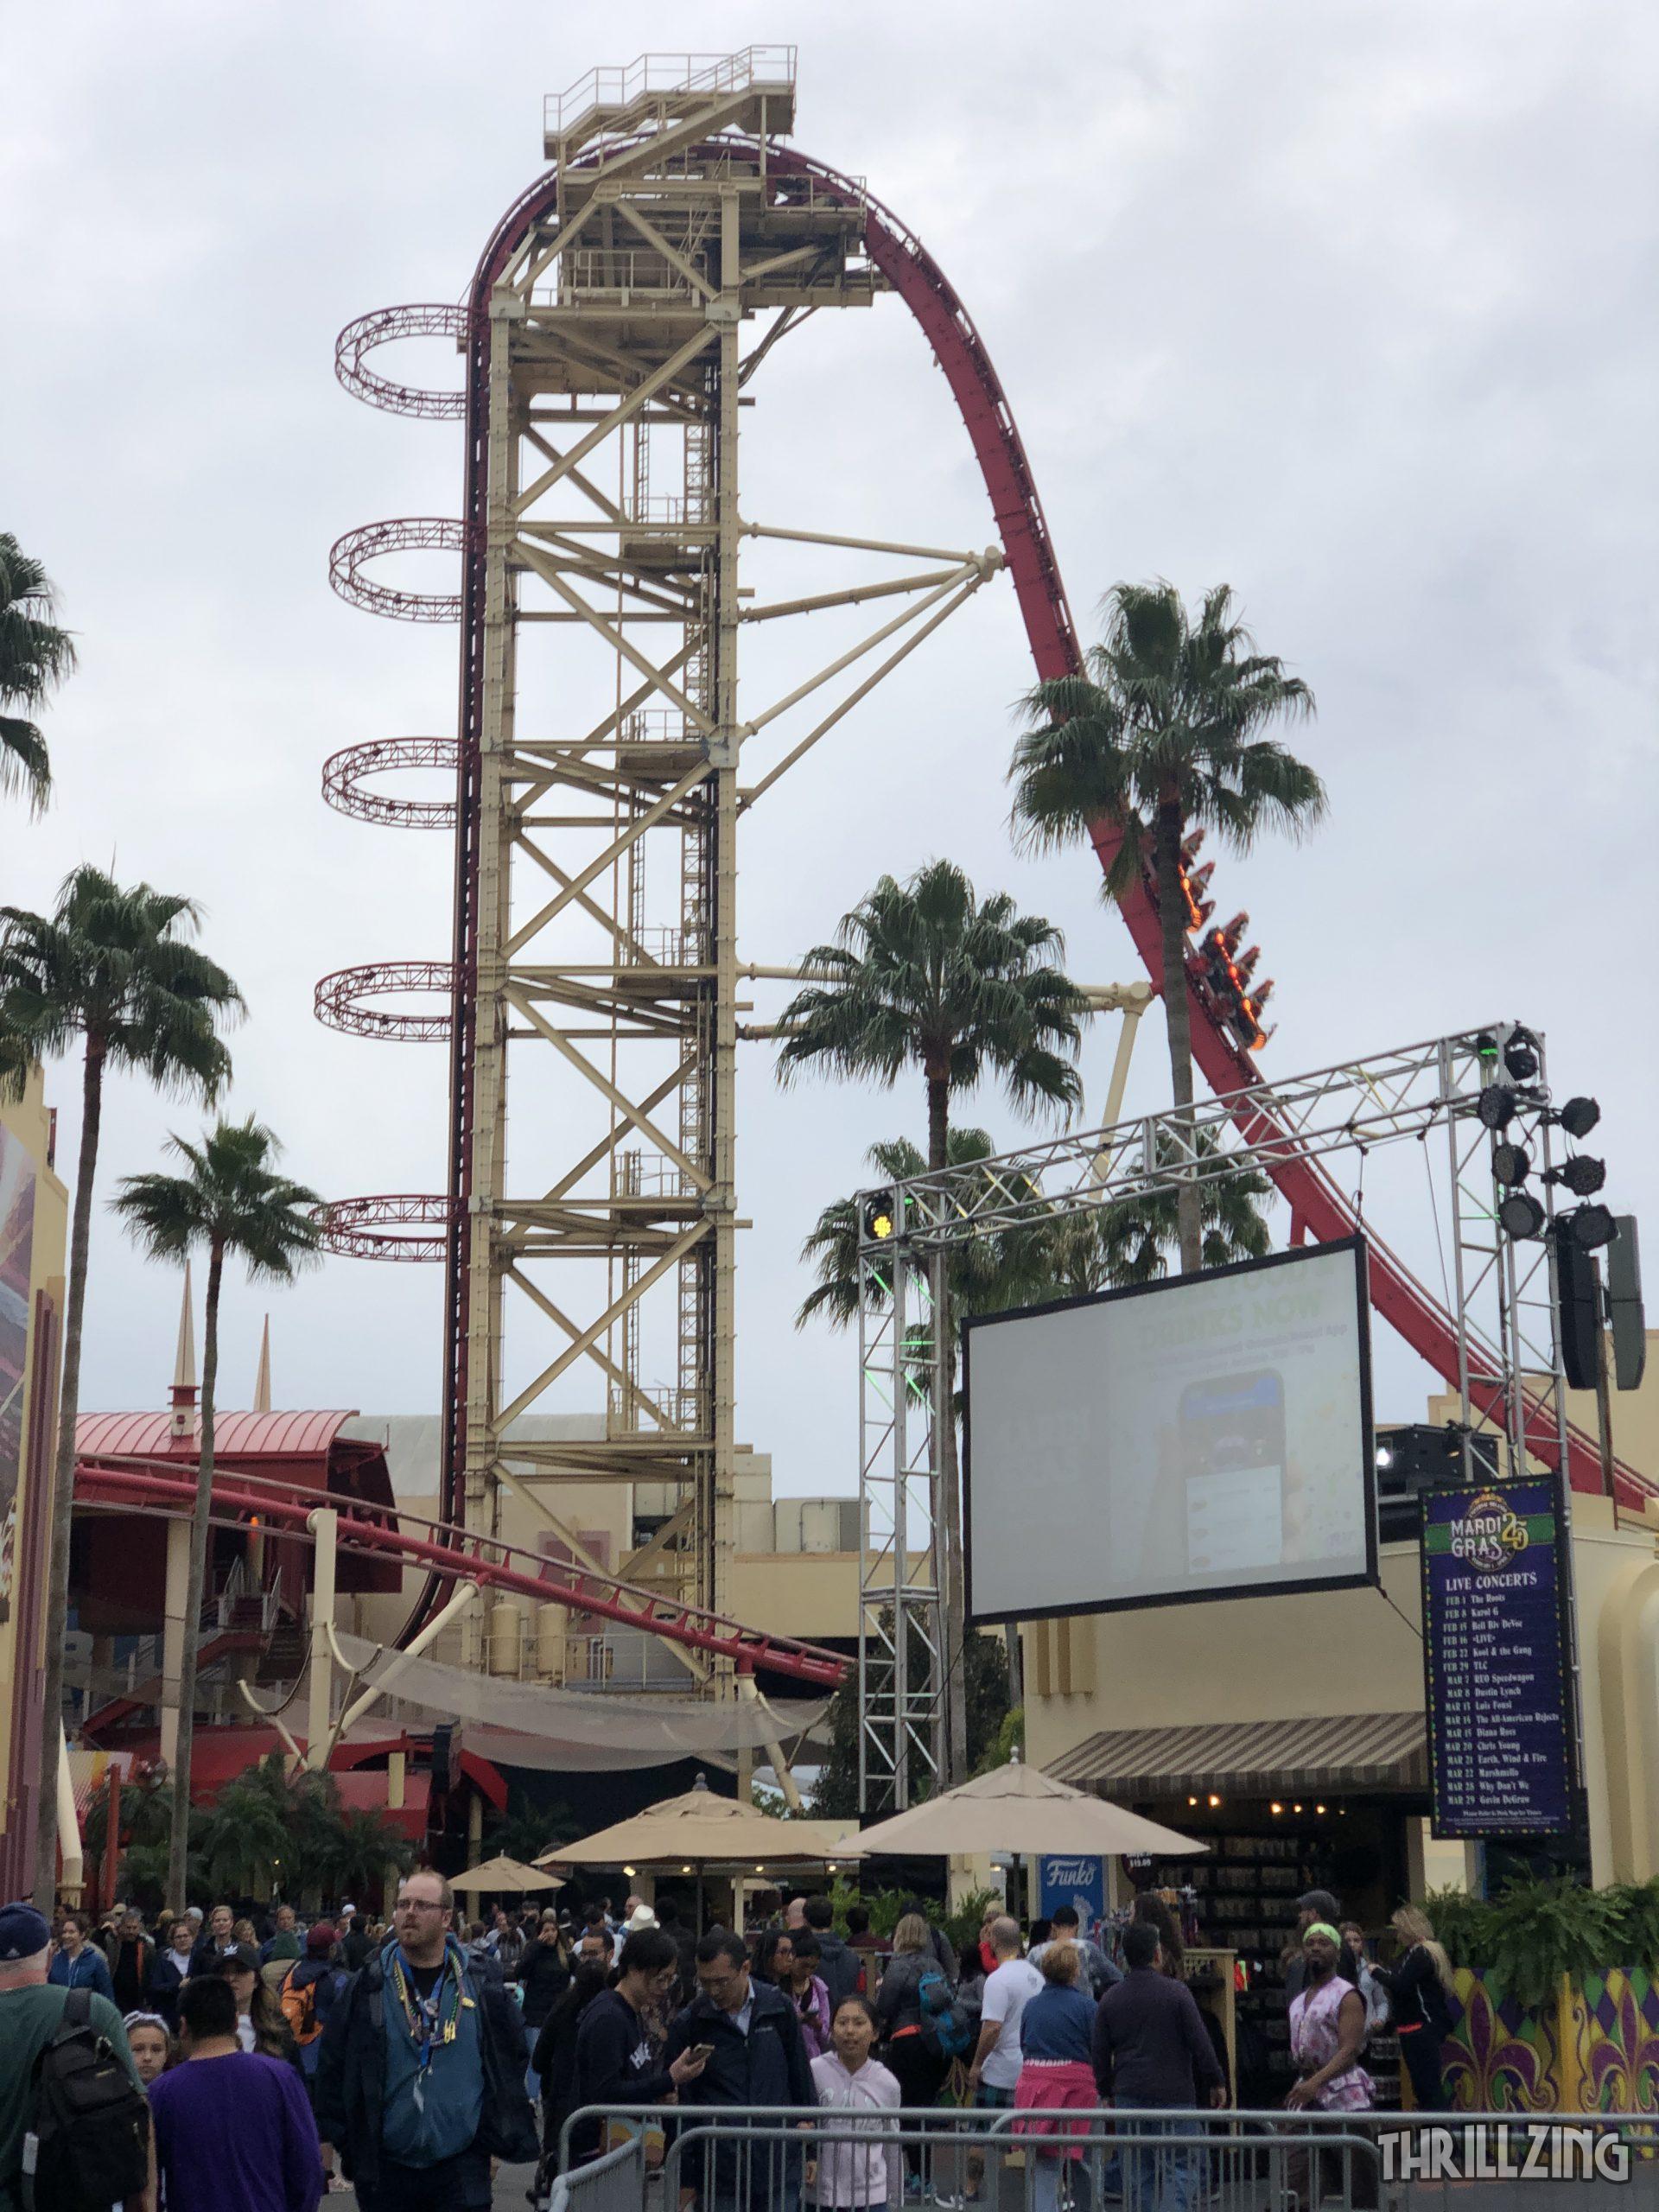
[[328, 518, 467, 622], [315, 962, 454, 1043], [314, 1194, 454, 1262], [322, 739, 460, 829], [335, 303, 475, 418]]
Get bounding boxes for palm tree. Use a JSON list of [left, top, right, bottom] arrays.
[[801, 1129, 1274, 1331], [0, 534, 75, 810], [1051, 1133, 1274, 1292], [0, 868, 242, 1909], [1010, 581, 1323, 1273], [777, 861, 1089, 1781], [798, 1128, 1052, 1349], [114, 1116, 321, 1912]]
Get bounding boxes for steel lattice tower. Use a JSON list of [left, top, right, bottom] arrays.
[[321, 53, 1006, 1678]]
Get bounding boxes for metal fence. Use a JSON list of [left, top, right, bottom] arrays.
[[551, 2102, 1659, 2209]]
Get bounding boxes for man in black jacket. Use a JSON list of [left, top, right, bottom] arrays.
[[1093, 1922, 1224, 2208], [662, 1930, 814, 2211], [315, 1869, 537, 2211], [569, 1928, 707, 2163]]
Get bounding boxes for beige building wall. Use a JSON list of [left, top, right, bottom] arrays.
[[342, 1418, 867, 1679]]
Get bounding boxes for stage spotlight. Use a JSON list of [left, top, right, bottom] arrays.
[[1499, 1192, 1547, 1239], [1503, 1027, 1541, 1082], [862, 1194, 896, 1243], [1491, 1142, 1531, 1186], [1548, 1155, 1607, 1198], [1563, 1204, 1618, 1252], [1559, 1096, 1601, 1140], [1478, 1088, 1517, 1132]]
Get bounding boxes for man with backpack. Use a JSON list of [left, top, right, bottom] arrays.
[[944, 1916, 1042, 2209], [314, 1869, 537, 2210], [0, 1899, 153, 2212]]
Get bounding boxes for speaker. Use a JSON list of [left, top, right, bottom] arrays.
[[1609, 1217, 1646, 1392], [1554, 1237, 1600, 1392]]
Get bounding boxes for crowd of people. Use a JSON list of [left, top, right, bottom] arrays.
[[0, 1874, 1455, 2212]]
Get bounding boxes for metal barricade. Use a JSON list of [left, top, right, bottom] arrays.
[[562, 2102, 1659, 2209], [549, 2134, 644, 2212]]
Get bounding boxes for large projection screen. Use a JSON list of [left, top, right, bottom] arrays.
[[963, 1237, 1376, 1624]]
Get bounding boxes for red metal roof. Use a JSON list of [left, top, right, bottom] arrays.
[[76, 1410, 359, 1459]]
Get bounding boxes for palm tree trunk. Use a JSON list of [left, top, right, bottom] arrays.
[[925, 1074, 970, 1787], [32, 1035, 105, 1909], [1156, 797, 1203, 1274], [167, 1237, 223, 1914]]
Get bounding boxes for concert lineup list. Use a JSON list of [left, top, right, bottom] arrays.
[[1421, 1477, 1574, 1838]]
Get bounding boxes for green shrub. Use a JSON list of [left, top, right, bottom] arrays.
[[1426, 1877, 1659, 2010]]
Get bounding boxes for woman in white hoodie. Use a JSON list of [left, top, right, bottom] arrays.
[[809, 1995, 903, 2210]]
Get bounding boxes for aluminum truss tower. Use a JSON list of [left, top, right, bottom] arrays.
[[856, 1021, 1649, 1809], [322, 52, 1004, 1664]]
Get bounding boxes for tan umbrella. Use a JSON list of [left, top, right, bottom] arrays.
[[451, 1853, 563, 1894], [536, 1772, 862, 1873], [854, 1752, 1206, 1859]]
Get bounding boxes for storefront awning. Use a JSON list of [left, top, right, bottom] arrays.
[[1048, 1710, 1427, 1799]]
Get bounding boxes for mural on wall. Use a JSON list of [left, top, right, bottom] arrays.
[[1443, 1968, 1659, 2113], [0, 1121, 38, 1627]]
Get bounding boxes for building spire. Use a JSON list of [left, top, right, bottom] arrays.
[[253, 1315, 271, 1414], [168, 1262, 197, 1443]]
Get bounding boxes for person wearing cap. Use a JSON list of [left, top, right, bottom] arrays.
[[335, 1906, 371, 1974], [0, 1900, 150, 2210], [214, 1945, 300, 2069], [314, 1867, 536, 2210]]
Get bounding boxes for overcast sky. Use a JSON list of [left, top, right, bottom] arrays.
[[3, 0, 1655, 1499]]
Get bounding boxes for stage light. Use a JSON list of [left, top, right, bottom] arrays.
[[1563, 1204, 1618, 1252], [1207, 1794, 1222, 1808], [1270, 1802, 1284, 1815], [1548, 1155, 1607, 1198], [1503, 1027, 1541, 1082], [862, 1194, 896, 1243], [1499, 1192, 1547, 1239], [1491, 1143, 1531, 1186], [1478, 1088, 1517, 1132], [1559, 1096, 1601, 1140], [1375, 1445, 1394, 1470]]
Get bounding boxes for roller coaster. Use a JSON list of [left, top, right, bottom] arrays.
[[288, 51, 1642, 1757]]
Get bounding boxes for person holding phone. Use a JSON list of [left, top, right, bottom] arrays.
[[569, 1929, 708, 2167]]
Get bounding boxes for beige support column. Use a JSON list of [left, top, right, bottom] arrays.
[[55, 1725, 84, 1904], [159, 1515, 191, 1773], [385, 1750, 406, 1916], [305, 1508, 338, 1770]]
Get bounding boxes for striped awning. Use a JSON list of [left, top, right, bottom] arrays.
[[1047, 1710, 1427, 1800]]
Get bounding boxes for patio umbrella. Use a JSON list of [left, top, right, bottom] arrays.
[[450, 1853, 563, 1893], [853, 1751, 1206, 1859], [536, 1772, 862, 1874]]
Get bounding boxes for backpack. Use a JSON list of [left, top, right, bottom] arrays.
[[280, 1961, 342, 2048], [26, 1987, 151, 2212], [916, 1967, 974, 2061]]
